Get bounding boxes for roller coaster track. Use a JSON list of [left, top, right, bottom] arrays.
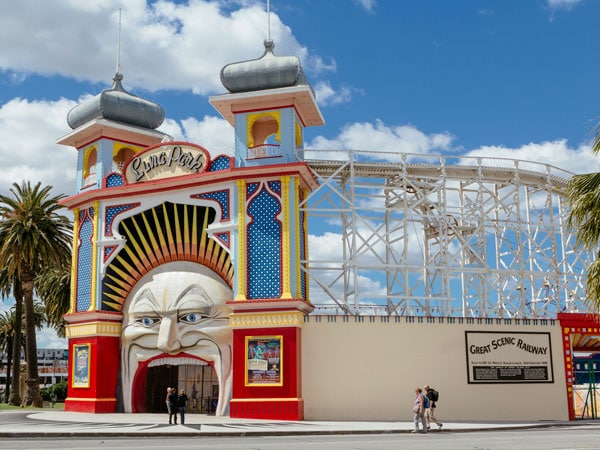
[[301, 151, 589, 319]]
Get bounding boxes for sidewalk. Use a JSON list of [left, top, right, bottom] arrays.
[[0, 410, 576, 437]]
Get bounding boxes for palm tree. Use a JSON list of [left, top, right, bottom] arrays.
[[0, 267, 23, 406], [36, 266, 71, 338], [566, 132, 600, 311], [0, 309, 14, 403], [0, 182, 72, 407], [0, 301, 46, 404]]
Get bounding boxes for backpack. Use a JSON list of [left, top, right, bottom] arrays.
[[429, 388, 439, 402], [422, 393, 430, 409]]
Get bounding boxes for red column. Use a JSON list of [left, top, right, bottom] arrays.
[[230, 326, 303, 420], [64, 311, 122, 413]]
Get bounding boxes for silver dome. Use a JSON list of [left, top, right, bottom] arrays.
[[220, 40, 309, 93], [67, 73, 165, 130]]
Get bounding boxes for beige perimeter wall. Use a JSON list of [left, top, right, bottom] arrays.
[[301, 316, 568, 421]]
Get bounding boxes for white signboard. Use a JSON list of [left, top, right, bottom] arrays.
[[465, 331, 554, 384], [125, 142, 209, 183]]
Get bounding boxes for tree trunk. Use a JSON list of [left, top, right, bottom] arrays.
[[3, 335, 12, 403], [8, 283, 23, 406], [22, 278, 42, 407]]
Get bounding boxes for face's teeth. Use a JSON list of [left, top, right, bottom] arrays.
[[147, 356, 209, 367]]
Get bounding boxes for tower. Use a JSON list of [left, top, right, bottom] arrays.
[[210, 39, 323, 420], [58, 72, 168, 412]]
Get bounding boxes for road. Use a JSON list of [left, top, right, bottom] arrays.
[[2, 424, 599, 450]]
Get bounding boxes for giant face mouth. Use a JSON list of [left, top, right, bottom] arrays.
[[122, 336, 233, 415], [131, 352, 213, 413], [119, 262, 234, 415]]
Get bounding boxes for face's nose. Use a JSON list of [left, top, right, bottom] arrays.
[[156, 314, 181, 353]]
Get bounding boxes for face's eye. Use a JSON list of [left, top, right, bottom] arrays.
[[179, 312, 207, 324], [136, 316, 160, 327]]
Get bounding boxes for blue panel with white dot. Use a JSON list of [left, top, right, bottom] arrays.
[[193, 190, 229, 220], [247, 182, 259, 196], [268, 181, 281, 194], [247, 187, 281, 298], [209, 155, 232, 171], [216, 232, 230, 245], [105, 204, 138, 236], [76, 214, 93, 312], [106, 173, 124, 187]]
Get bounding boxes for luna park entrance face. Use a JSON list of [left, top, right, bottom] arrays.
[[146, 363, 219, 414]]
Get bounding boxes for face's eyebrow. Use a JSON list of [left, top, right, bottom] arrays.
[[172, 284, 213, 309], [130, 288, 161, 314]]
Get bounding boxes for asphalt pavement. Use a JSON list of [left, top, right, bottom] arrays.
[[0, 409, 582, 438]]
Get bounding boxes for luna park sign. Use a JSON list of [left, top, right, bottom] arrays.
[[125, 142, 210, 183]]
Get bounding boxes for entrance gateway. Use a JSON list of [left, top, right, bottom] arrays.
[[60, 40, 319, 420], [58, 38, 595, 421]]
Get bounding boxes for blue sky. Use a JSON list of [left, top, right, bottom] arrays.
[[0, 0, 598, 347]]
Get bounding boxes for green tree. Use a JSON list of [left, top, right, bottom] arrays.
[[566, 136, 600, 310], [0, 269, 24, 406], [0, 299, 45, 405], [36, 266, 71, 338], [0, 182, 72, 407], [0, 308, 16, 403]]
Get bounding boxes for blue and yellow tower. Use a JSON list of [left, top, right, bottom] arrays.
[[211, 39, 323, 420]]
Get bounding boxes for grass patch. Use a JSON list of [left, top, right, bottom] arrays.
[[0, 402, 65, 411]]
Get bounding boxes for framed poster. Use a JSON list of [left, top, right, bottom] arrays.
[[465, 331, 554, 384], [73, 344, 91, 388], [245, 336, 282, 386]]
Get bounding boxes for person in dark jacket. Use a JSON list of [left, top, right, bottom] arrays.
[[424, 384, 443, 430], [168, 388, 178, 424], [178, 389, 189, 425]]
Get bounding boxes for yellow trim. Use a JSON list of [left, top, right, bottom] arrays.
[[66, 321, 122, 337], [68, 208, 80, 314], [295, 119, 302, 147], [90, 202, 100, 311], [229, 311, 305, 328], [247, 111, 281, 148], [293, 177, 301, 299], [72, 343, 91, 388], [302, 187, 310, 302], [66, 397, 117, 402], [235, 179, 247, 301], [112, 142, 142, 158], [82, 145, 97, 179], [281, 176, 292, 299]]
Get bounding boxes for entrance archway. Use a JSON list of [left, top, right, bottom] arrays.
[[144, 363, 219, 414]]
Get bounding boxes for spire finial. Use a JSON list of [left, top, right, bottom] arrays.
[[267, 0, 271, 42], [115, 8, 122, 76]]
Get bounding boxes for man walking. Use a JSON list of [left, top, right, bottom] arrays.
[[424, 385, 443, 430]]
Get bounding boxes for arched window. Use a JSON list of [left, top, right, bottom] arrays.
[[83, 147, 97, 186], [247, 112, 282, 159]]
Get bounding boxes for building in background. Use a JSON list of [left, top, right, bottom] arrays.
[[0, 348, 68, 395]]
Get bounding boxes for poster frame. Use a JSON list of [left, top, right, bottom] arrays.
[[245, 335, 283, 387]]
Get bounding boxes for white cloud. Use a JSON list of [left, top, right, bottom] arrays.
[[354, 0, 377, 13], [0, 0, 318, 95], [0, 97, 77, 196], [314, 81, 356, 107], [0, 298, 65, 349], [306, 119, 456, 160], [547, 0, 583, 11], [177, 116, 235, 156], [35, 326, 67, 350], [463, 139, 596, 175]]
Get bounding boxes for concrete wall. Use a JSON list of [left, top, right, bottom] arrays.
[[301, 316, 568, 421]]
